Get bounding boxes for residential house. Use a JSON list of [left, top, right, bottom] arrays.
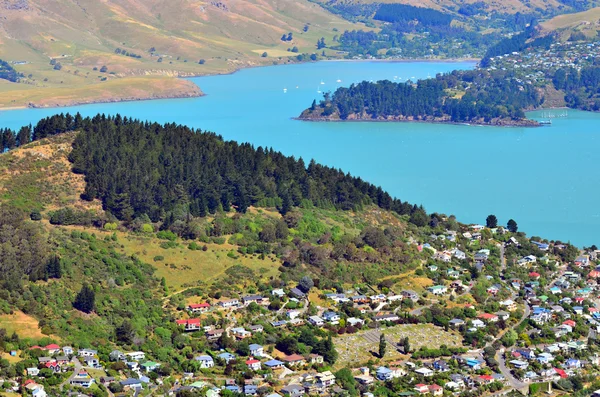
[[347, 317, 364, 327], [70, 370, 95, 388], [376, 367, 393, 381], [471, 319, 486, 329], [496, 311, 510, 321], [244, 385, 258, 396], [415, 367, 434, 377], [249, 344, 264, 357], [264, 359, 285, 370], [249, 325, 264, 333], [176, 318, 202, 332], [289, 288, 306, 299], [283, 354, 306, 367], [281, 384, 305, 397], [83, 357, 100, 368], [478, 313, 499, 323], [62, 346, 74, 356], [428, 384, 443, 396], [464, 359, 483, 370], [373, 314, 399, 322], [271, 289, 285, 298], [309, 354, 324, 365], [109, 350, 125, 362], [195, 355, 215, 368], [125, 351, 146, 361], [499, 299, 517, 312], [77, 349, 97, 358], [242, 295, 268, 306], [27, 368, 40, 376], [432, 360, 449, 372], [230, 327, 252, 339], [188, 303, 210, 313], [218, 352, 236, 363], [45, 344, 61, 355], [323, 311, 340, 324], [510, 360, 529, 370], [449, 318, 465, 328], [315, 371, 336, 388], [219, 299, 240, 309], [427, 285, 447, 295], [308, 316, 324, 327], [401, 290, 419, 301], [564, 358, 582, 369], [120, 378, 143, 391], [140, 361, 160, 373], [537, 353, 554, 364], [206, 329, 224, 340], [414, 384, 429, 394], [516, 349, 536, 360], [453, 249, 466, 260]]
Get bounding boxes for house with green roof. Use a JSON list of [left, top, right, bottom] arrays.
[[141, 361, 160, 373]]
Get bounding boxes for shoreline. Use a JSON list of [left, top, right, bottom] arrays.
[[23, 90, 204, 110], [295, 116, 541, 128], [0, 57, 476, 111]]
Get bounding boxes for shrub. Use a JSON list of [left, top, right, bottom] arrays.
[[30, 210, 42, 221], [104, 222, 118, 231], [153, 255, 165, 262], [157, 230, 177, 241]]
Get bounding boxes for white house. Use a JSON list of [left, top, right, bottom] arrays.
[[195, 355, 215, 368], [125, 351, 146, 361], [308, 316, 325, 327]]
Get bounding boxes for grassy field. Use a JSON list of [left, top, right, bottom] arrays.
[[0, 311, 47, 340], [117, 233, 281, 290], [335, 323, 462, 368]]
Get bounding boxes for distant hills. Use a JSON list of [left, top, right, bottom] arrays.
[[0, 0, 355, 107], [317, 0, 598, 15]]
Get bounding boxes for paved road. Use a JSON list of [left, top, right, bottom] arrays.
[[59, 357, 82, 391]]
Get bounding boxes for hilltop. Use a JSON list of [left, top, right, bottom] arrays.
[[0, 0, 356, 108]]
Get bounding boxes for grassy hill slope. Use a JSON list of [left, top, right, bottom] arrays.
[[0, 0, 356, 108]]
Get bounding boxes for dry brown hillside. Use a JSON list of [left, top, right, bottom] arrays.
[[0, 0, 356, 108]]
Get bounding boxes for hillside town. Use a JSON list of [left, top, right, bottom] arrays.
[[3, 221, 600, 397], [482, 40, 600, 84]]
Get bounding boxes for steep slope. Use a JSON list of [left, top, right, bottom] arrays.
[[0, 0, 356, 107]]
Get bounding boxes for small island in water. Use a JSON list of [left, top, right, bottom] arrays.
[[298, 69, 542, 127]]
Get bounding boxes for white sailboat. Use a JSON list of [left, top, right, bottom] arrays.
[[336, 78, 342, 83], [317, 86, 321, 93], [320, 80, 325, 85], [283, 87, 287, 93]]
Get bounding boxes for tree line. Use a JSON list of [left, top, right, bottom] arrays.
[[3, 113, 426, 225], [302, 69, 542, 123]]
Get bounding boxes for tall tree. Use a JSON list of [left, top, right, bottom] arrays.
[[379, 333, 387, 358], [507, 219, 518, 233], [486, 214, 498, 228], [73, 283, 95, 313]]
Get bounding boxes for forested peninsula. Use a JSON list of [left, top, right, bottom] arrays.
[[298, 70, 542, 126]]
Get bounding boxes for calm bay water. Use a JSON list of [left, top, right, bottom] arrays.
[[1, 61, 599, 246]]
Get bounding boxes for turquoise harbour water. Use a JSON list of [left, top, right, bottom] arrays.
[[1, 61, 599, 246]]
